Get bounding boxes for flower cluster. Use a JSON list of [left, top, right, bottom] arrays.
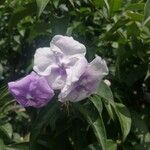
[[8, 35, 108, 107]]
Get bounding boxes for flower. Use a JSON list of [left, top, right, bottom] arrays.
[[59, 55, 108, 102], [8, 72, 54, 108], [33, 35, 86, 90]]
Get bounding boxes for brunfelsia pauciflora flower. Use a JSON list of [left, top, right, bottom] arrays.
[[8, 35, 108, 107]]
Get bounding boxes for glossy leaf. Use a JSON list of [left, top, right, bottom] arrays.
[[104, 103, 115, 120], [90, 95, 103, 115], [115, 103, 131, 141], [73, 104, 107, 150], [73, 103, 107, 150], [96, 81, 114, 106], [36, 0, 50, 17], [96, 82, 131, 140]]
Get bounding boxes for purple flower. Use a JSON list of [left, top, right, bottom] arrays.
[[33, 35, 109, 102], [59, 55, 108, 102], [8, 72, 54, 108]]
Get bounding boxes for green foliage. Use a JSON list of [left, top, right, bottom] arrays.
[[73, 102, 107, 150], [144, 0, 150, 24], [0, 0, 150, 149], [36, 0, 50, 17]]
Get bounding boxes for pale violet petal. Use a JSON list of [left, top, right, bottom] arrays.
[[33, 47, 57, 76], [8, 71, 54, 108], [59, 55, 108, 102], [89, 55, 108, 76], [50, 35, 86, 56], [65, 55, 88, 85], [46, 66, 67, 90]]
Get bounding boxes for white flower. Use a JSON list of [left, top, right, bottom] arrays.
[[33, 35, 108, 102], [33, 35, 86, 90]]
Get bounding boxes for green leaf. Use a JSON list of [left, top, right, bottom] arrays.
[[102, 18, 129, 40], [144, 0, 150, 24], [86, 142, 101, 150], [0, 139, 5, 150], [125, 11, 143, 22], [96, 81, 114, 106], [30, 100, 60, 149], [5, 143, 29, 150], [52, 0, 60, 8], [125, 3, 144, 11], [93, 0, 104, 8], [69, 0, 75, 7], [86, 140, 117, 150], [51, 14, 69, 35], [8, 2, 36, 29], [73, 103, 107, 150], [0, 64, 3, 76], [115, 103, 131, 141], [109, 0, 122, 15], [0, 123, 13, 139], [90, 95, 103, 115], [28, 22, 51, 42], [104, 0, 110, 12], [106, 139, 117, 150], [95, 81, 115, 120], [145, 67, 150, 80], [104, 103, 115, 120], [36, 0, 50, 17], [96, 82, 131, 140]]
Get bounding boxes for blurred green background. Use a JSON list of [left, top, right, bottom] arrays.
[[0, 0, 150, 149]]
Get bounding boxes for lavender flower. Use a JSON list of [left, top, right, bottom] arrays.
[[33, 35, 108, 102], [8, 72, 54, 108], [33, 35, 86, 90], [59, 56, 108, 102]]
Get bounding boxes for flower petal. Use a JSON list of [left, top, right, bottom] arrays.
[[8, 72, 54, 108], [33, 47, 57, 76], [59, 56, 108, 102], [65, 54, 88, 84], [46, 66, 67, 90], [89, 55, 108, 76], [50, 35, 86, 56]]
